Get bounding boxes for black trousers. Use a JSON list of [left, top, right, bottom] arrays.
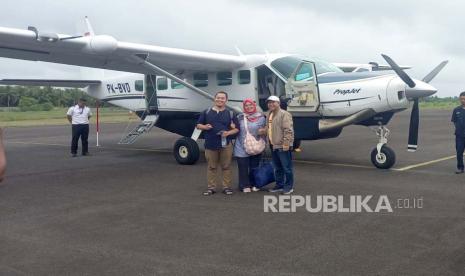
[[236, 154, 262, 190], [456, 136, 465, 170], [71, 124, 89, 154]]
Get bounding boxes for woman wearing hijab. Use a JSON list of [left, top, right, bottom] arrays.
[[233, 99, 266, 193]]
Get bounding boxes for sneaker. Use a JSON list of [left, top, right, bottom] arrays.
[[82, 152, 90, 156], [243, 187, 252, 193], [281, 189, 294, 195], [251, 187, 260, 192], [203, 189, 216, 196], [223, 188, 233, 195], [269, 187, 284, 193], [71, 153, 77, 157], [455, 169, 464, 174]]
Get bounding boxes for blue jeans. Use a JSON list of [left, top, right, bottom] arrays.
[[271, 149, 294, 191]]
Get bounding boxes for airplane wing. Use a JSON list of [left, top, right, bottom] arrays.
[[0, 25, 246, 75], [0, 79, 101, 88]]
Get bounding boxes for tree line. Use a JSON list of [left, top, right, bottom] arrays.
[[0, 86, 100, 111]]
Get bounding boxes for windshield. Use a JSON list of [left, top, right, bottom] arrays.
[[270, 55, 342, 80]]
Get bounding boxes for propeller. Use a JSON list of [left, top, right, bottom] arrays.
[[381, 54, 447, 152], [407, 99, 419, 152], [381, 54, 416, 88]]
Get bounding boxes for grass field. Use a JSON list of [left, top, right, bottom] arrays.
[[0, 100, 460, 128], [419, 101, 458, 109], [0, 107, 140, 127]]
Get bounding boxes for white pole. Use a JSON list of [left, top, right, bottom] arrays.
[[96, 101, 100, 147]]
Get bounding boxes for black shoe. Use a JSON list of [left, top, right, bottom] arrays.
[[455, 169, 464, 174], [82, 152, 90, 156], [222, 188, 233, 195], [203, 189, 216, 196], [71, 153, 77, 157]]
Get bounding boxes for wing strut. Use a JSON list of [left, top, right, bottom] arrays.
[[131, 54, 241, 113]]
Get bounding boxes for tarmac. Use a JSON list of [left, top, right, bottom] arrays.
[[1, 109, 464, 275]]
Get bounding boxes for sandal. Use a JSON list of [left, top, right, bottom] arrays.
[[203, 189, 216, 196], [223, 188, 233, 195]]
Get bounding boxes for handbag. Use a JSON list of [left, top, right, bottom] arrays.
[[252, 157, 275, 188], [243, 115, 266, 155]]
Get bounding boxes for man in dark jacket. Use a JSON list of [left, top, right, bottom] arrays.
[[451, 91, 465, 174]]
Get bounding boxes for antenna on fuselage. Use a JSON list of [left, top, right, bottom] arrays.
[[84, 16, 95, 36], [235, 45, 244, 56]]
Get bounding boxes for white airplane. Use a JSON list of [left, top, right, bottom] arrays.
[[0, 19, 448, 169]]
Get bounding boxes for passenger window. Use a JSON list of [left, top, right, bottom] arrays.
[[157, 77, 168, 90], [295, 63, 314, 81], [238, 70, 251, 84], [171, 80, 184, 89], [135, 80, 144, 91], [217, 72, 232, 86], [193, 73, 208, 87]]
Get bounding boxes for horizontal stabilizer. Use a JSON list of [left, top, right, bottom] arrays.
[[0, 79, 101, 88]]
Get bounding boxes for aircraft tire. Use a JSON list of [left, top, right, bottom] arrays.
[[174, 137, 200, 165], [370, 145, 396, 169]]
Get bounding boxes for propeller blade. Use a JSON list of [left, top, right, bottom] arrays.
[[407, 99, 419, 152], [422, 60, 449, 83], [381, 54, 416, 88]]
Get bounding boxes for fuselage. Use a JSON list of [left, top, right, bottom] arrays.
[[84, 53, 424, 140]]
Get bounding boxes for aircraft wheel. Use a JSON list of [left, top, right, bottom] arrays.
[[174, 137, 200, 165], [371, 145, 396, 169]]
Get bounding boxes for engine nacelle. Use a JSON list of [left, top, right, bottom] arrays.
[[84, 35, 118, 55]]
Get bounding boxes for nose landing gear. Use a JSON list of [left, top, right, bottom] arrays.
[[370, 125, 396, 169]]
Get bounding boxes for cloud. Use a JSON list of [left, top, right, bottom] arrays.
[[0, 0, 462, 96]]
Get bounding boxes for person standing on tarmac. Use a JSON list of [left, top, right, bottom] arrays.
[[67, 98, 92, 157], [0, 128, 6, 182], [451, 92, 465, 174], [259, 95, 295, 194], [197, 91, 239, 196]]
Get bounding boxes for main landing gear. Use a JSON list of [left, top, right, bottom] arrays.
[[370, 125, 396, 169], [173, 137, 200, 165]]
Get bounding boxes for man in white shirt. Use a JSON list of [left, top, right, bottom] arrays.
[[67, 98, 92, 157]]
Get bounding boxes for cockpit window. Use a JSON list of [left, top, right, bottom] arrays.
[[295, 63, 314, 81], [270, 55, 343, 80]]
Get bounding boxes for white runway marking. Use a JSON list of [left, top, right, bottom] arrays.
[[395, 155, 458, 171]]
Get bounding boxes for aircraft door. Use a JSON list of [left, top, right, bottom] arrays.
[[145, 74, 158, 113], [285, 61, 320, 114]]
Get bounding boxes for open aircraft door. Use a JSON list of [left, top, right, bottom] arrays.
[[145, 74, 158, 114], [285, 61, 320, 116]]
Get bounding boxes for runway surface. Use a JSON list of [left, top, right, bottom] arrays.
[[1, 109, 464, 275]]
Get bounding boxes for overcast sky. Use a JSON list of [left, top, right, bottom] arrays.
[[0, 0, 463, 97]]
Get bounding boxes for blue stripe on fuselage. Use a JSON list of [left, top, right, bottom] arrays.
[[318, 72, 393, 84]]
